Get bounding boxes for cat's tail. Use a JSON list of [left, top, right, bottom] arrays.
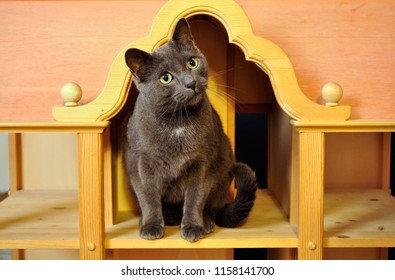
[[215, 162, 258, 228]]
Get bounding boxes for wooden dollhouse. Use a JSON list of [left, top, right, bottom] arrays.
[[0, 0, 394, 260]]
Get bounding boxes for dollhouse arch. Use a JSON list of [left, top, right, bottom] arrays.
[[52, 0, 351, 122]]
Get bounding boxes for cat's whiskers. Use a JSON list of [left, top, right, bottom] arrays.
[[207, 65, 245, 106], [178, 104, 183, 128], [213, 83, 243, 94], [206, 84, 246, 114], [208, 66, 243, 78], [154, 98, 178, 120], [158, 106, 173, 120], [183, 104, 193, 126], [168, 103, 187, 138], [169, 102, 180, 125], [207, 83, 242, 99], [213, 90, 242, 105]]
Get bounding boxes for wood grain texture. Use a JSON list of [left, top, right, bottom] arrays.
[[112, 248, 233, 260], [78, 133, 104, 259], [324, 189, 395, 248], [106, 190, 297, 249], [51, 0, 350, 122], [20, 133, 78, 190], [298, 132, 324, 259], [1, 0, 394, 261], [0, 1, 165, 121], [0, 189, 297, 250], [7, 0, 392, 120], [325, 133, 385, 190], [239, 0, 395, 120], [8, 133, 22, 194], [0, 190, 80, 249], [268, 103, 293, 218], [0, 121, 109, 133]]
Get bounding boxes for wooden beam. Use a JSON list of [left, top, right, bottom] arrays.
[[78, 132, 105, 259], [298, 131, 324, 259]]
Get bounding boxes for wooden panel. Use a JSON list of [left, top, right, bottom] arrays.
[[324, 248, 385, 260], [24, 249, 79, 260], [103, 127, 114, 226], [239, 0, 395, 120], [233, 47, 273, 106], [0, 0, 394, 120], [269, 102, 293, 218], [21, 133, 78, 190], [112, 249, 232, 260], [0, 0, 165, 121], [325, 133, 384, 189]]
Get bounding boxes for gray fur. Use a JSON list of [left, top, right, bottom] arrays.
[[123, 18, 258, 242]]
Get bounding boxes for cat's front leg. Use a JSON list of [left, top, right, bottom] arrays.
[[139, 207, 164, 240], [136, 185, 165, 240], [180, 183, 208, 242]]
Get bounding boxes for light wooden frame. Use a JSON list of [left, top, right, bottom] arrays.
[[52, 0, 350, 122], [5, 0, 395, 261]]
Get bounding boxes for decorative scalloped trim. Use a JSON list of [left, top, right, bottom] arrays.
[[52, 0, 350, 122]]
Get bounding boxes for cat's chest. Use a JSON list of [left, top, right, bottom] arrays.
[[171, 126, 187, 138], [153, 139, 200, 181], [166, 122, 210, 150], [158, 124, 207, 161]]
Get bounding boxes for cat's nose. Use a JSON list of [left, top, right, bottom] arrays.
[[184, 77, 196, 90]]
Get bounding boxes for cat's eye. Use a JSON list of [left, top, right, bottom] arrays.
[[187, 57, 199, 69], [159, 72, 173, 84]]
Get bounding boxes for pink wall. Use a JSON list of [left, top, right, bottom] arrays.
[[0, 0, 394, 121]]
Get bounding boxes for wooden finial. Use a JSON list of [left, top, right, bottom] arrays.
[[321, 82, 343, 106], [60, 82, 82, 107]]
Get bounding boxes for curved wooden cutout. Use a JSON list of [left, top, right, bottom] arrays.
[[53, 0, 350, 121]]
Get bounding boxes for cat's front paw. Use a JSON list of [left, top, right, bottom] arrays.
[[181, 225, 205, 242], [140, 224, 164, 240]]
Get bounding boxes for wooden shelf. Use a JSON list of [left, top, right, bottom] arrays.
[[0, 190, 80, 249], [4, 189, 393, 253], [324, 189, 395, 248], [0, 189, 297, 250], [0, 121, 109, 133], [106, 189, 297, 249], [293, 120, 395, 132]]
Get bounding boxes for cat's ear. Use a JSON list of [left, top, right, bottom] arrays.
[[171, 18, 195, 47], [125, 48, 152, 82]]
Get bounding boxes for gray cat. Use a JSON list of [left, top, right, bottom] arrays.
[[123, 18, 258, 242]]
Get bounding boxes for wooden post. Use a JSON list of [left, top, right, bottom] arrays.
[[78, 132, 105, 259], [298, 131, 325, 259], [103, 127, 114, 226], [8, 133, 23, 194]]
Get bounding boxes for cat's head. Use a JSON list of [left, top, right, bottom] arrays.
[[125, 18, 208, 110]]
